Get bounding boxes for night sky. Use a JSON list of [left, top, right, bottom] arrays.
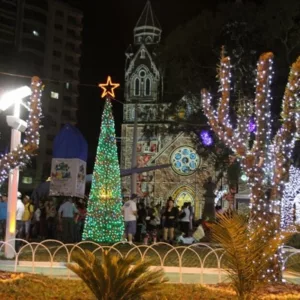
[[76, 0, 221, 171]]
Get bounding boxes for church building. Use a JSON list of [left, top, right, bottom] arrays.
[[121, 1, 215, 218]]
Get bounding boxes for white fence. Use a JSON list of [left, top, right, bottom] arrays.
[[0, 239, 299, 284]]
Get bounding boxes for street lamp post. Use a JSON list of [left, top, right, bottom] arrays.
[[0, 86, 31, 258], [131, 102, 138, 195]]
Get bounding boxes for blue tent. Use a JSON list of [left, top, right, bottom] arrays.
[[53, 123, 88, 161]]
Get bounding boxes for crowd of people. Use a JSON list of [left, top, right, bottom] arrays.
[[122, 194, 206, 245], [0, 192, 87, 246], [0, 192, 210, 247]]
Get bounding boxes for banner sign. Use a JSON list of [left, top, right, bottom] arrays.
[[49, 158, 86, 198]]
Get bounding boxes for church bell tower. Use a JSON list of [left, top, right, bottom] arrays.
[[121, 1, 163, 198]]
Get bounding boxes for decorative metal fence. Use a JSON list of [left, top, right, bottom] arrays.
[[0, 239, 299, 284]]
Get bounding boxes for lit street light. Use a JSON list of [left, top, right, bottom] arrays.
[[0, 86, 31, 258]]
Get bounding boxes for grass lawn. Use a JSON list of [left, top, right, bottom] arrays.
[[1, 272, 300, 299]]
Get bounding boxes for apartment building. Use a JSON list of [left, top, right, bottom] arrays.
[[0, 0, 82, 191]]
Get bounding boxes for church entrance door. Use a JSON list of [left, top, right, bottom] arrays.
[[172, 186, 195, 209]]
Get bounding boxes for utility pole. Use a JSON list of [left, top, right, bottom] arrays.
[[131, 102, 138, 195]]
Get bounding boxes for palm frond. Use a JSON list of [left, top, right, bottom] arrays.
[[67, 250, 167, 300], [209, 212, 293, 299]]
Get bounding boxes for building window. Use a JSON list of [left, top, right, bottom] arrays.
[[62, 110, 71, 118], [56, 11, 64, 17], [134, 78, 140, 96], [54, 24, 63, 31], [139, 69, 146, 77], [64, 69, 73, 78], [53, 50, 61, 57], [47, 134, 55, 141], [54, 37, 62, 44], [43, 162, 51, 179], [49, 105, 57, 113], [46, 148, 52, 155], [68, 16, 77, 25], [22, 177, 33, 184], [170, 146, 200, 176], [140, 49, 145, 59], [145, 36, 152, 44], [145, 78, 151, 96], [51, 91, 59, 99], [52, 64, 60, 71]]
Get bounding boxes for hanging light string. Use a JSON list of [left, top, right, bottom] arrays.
[[0, 70, 292, 98]]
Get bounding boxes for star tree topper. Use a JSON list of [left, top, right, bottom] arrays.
[[99, 76, 120, 99]]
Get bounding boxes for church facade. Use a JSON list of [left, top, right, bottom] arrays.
[[120, 2, 215, 218]]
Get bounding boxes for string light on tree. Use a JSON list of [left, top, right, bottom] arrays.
[[248, 118, 256, 133], [200, 130, 213, 146], [83, 76, 124, 243], [281, 166, 300, 229], [281, 98, 300, 229], [0, 77, 43, 184], [202, 49, 300, 282], [214, 186, 228, 205]]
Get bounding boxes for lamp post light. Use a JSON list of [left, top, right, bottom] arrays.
[[0, 86, 31, 258]]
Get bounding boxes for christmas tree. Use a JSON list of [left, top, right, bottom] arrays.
[[82, 98, 124, 243]]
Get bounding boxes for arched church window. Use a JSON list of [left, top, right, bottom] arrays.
[[145, 36, 152, 44], [139, 69, 146, 77], [134, 78, 140, 96], [145, 78, 151, 96], [170, 146, 200, 176], [140, 49, 145, 59]]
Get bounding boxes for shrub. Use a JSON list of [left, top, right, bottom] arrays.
[[66, 250, 167, 300]]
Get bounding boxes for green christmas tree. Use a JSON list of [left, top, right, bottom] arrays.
[[83, 99, 124, 243]]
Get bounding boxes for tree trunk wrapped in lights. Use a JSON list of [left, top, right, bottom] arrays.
[[281, 101, 300, 229], [202, 51, 300, 281], [281, 165, 300, 228], [0, 76, 43, 185]]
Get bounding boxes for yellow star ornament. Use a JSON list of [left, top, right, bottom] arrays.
[[99, 76, 120, 99]]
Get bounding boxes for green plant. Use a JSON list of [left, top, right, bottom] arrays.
[[209, 212, 293, 300], [66, 250, 167, 300]]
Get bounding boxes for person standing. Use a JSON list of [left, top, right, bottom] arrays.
[[135, 203, 147, 242], [16, 192, 25, 251], [74, 200, 86, 242], [122, 194, 137, 245], [144, 202, 158, 245], [0, 194, 7, 239], [46, 199, 57, 239], [58, 198, 78, 243], [39, 201, 47, 240], [187, 202, 194, 231], [22, 195, 34, 241], [162, 199, 178, 243], [179, 202, 191, 237], [32, 202, 42, 239]]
